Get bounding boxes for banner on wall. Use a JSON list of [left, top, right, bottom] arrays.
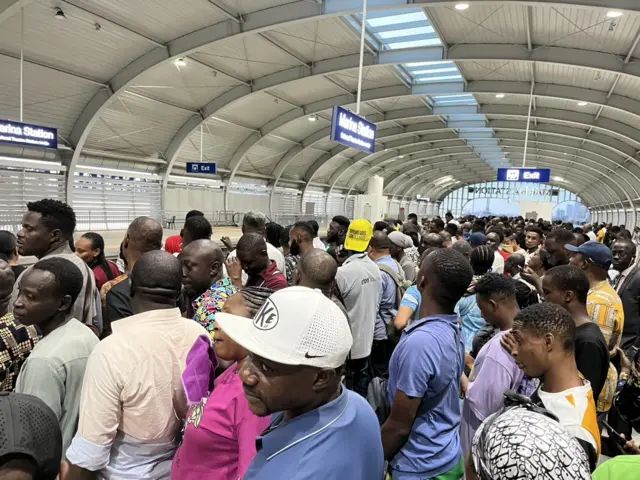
[[330, 105, 376, 154], [497, 167, 550, 183], [0, 119, 57, 149]]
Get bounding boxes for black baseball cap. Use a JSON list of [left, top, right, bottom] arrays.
[[0, 392, 61, 479]]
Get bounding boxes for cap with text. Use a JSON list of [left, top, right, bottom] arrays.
[[344, 218, 373, 253], [215, 286, 353, 369]]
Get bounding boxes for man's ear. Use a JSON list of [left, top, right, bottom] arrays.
[[565, 290, 575, 304], [312, 367, 337, 392], [58, 294, 73, 314], [544, 332, 554, 352], [490, 299, 499, 312]]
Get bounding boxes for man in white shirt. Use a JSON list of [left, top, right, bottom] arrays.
[[223, 212, 285, 284], [65, 251, 207, 479]]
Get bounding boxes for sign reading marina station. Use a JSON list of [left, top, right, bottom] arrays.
[[0, 120, 57, 149], [330, 105, 377, 154]]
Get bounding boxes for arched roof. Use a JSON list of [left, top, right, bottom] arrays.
[[1, 0, 640, 223]]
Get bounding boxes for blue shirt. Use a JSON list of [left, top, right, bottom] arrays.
[[374, 255, 401, 341], [400, 285, 422, 322], [244, 388, 384, 480], [387, 314, 465, 479]]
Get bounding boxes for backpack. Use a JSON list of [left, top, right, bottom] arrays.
[[377, 262, 413, 342]]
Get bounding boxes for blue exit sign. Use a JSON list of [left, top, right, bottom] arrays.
[[497, 168, 550, 183], [187, 162, 216, 174]]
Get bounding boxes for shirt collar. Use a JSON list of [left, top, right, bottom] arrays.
[[255, 387, 349, 462], [112, 307, 182, 332], [404, 313, 459, 333], [258, 261, 278, 280], [373, 254, 392, 264], [342, 253, 367, 266], [620, 265, 635, 278]]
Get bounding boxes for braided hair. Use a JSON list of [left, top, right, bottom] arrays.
[[240, 287, 275, 317], [470, 245, 495, 275]]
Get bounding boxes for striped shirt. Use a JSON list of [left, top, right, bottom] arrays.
[[587, 280, 624, 412]]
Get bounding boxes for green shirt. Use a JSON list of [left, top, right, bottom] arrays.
[[592, 456, 640, 480]]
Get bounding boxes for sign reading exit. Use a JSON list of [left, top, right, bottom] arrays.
[[187, 162, 216, 174], [497, 168, 550, 183]]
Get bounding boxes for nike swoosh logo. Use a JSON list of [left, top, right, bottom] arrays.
[[305, 352, 328, 359]]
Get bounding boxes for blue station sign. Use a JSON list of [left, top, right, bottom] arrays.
[[0, 119, 57, 149], [187, 162, 217, 174], [497, 167, 551, 183], [330, 105, 377, 154]]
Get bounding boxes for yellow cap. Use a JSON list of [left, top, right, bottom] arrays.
[[344, 219, 373, 252]]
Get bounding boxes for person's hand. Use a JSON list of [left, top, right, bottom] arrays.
[[520, 266, 541, 287], [460, 373, 470, 399], [618, 347, 632, 376], [220, 236, 233, 250], [621, 435, 640, 454], [501, 332, 517, 356], [225, 257, 243, 283]]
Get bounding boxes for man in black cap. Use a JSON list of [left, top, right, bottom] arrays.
[[0, 392, 62, 479]]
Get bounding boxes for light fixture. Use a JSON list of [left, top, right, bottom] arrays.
[[606, 11, 623, 18], [399, 155, 405, 159], [174, 58, 187, 67], [455, 3, 470, 10], [495, 93, 505, 98], [577, 101, 588, 106], [308, 114, 318, 122], [54, 7, 66, 20], [552, 176, 565, 182]]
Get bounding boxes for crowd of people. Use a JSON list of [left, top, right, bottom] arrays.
[[0, 200, 639, 479]]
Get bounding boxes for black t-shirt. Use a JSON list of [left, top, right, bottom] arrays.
[[575, 322, 609, 403]]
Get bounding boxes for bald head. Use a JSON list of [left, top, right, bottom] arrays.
[[451, 240, 472, 260], [130, 250, 182, 309], [180, 240, 225, 298], [505, 253, 525, 276], [420, 233, 444, 255], [296, 250, 337, 293], [123, 217, 163, 271]]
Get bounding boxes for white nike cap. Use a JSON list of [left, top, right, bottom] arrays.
[[215, 286, 353, 369]]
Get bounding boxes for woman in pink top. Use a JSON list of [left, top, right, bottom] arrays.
[[172, 287, 274, 480]]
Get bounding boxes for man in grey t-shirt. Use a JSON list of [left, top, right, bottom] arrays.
[[335, 220, 381, 397], [14, 257, 99, 460]]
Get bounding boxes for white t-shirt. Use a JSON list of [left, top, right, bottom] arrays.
[[537, 381, 600, 460], [587, 231, 597, 241], [491, 252, 505, 274]]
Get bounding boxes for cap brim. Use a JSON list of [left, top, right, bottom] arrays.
[[215, 312, 303, 366], [564, 244, 580, 252]]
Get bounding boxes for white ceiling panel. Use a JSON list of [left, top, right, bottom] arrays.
[[0, 0, 151, 81], [177, 121, 251, 167], [267, 76, 347, 107], [65, 0, 227, 43], [128, 60, 242, 110], [429, 3, 528, 45], [534, 62, 617, 90], [194, 34, 301, 81], [611, 74, 640, 102], [273, 117, 332, 143], [84, 92, 192, 156], [281, 147, 327, 180], [215, 91, 293, 129], [267, 17, 361, 63], [531, 6, 640, 56], [0, 57, 99, 138], [458, 60, 531, 82], [370, 95, 426, 112], [600, 106, 640, 131]]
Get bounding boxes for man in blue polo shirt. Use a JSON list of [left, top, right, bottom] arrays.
[[382, 248, 473, 480], [216, 286, 384, 479]]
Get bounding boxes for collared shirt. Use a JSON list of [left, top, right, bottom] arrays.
[[243, 388, 384, 479], [66, 308, 207, 479], [284, 253, 299, 286], [613, 265, 635, 293], [387, 314, 464, 479], [0, 312, 40, 391], [11, 244, 99, 332], [335, 253, 381, 359], [524, 246, 541, 265], [16, 318, 99, 459], [374, 254, 401, 341], [587, 280, 625, 413], [246, 261, 287, 291], [312, 237, 326, 250], [192, 277, 237, 337]]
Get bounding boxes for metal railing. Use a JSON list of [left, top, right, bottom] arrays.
[[0, 210, 331, 234]]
